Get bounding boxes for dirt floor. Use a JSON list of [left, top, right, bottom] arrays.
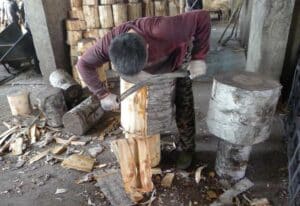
[[0, 23, 289, 206]]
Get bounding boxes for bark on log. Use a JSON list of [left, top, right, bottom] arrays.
[[49, 70, 83, 106], [7, 90, 32, 116], [66, 19, 87, 31], [67, 31, 83, 45], [169, 0, 180, 16], [83, 5, 100, 29], [112, 3, 128, 26], [143, 0, 154, 16], [98, 5, 114, 28], [98, 28, 111, 38], [62, 96, 104, 135], [206, 71, 282, 145], [70, 0, 82, 7], [100, 0, 116, 5], [215, 139, 252, 181], [68, 8, 85, 20], [128, 3, 143, 21], [154, 0, 168, 16], [37, 87, 68, 128]]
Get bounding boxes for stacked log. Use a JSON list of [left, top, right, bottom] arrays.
[[154, 0, 168, 16], [128, 2, 143, 21], [112, 3, 128, 26]]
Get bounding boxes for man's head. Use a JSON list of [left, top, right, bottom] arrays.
[[109, 33, 147, 76]]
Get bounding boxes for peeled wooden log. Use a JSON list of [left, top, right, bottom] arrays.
[[100, 0, 116, 5], [66, 19, 87, 31], [83, 0, 98, 5], [154, 0, 168, 16], [7, 90, 32, 116], [112, 3, 128, 26], [143, 0, 154, 16], [68, 8, 85, 20], [77, 38, 96, 55], [169, 0, 180, 16], [70, 0, 82, 7], [83, 29, 99, 39], [128, 3, 143, 21], [206, 71, 282, 145], [215, 139, 252, 181], [98, 5, 114, 28], [63, 96, 104, 135], [67, 31, 83, 45], [49, 70, 83, 106], [37, 87, 68, 128], [83, 5, 100, 28], [99, 28, 111, 38]]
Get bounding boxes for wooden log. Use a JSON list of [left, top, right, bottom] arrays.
[[83, 0, 98, 5], [83, 5, 100, 29], [206, 70, 282, 145], [70, 0, 82, 7], [77, 38, 96, 55], [100, 0, 116, 5], [83, 29, 99, 39], [68, 8, 85, 20], [66, 19, 87, 31], [37, 87, 68, 128], [154, 0, 168, 16], [49, 70, 82, 106], [128, 3, 143, 21], [143, 0, 154, 16], [7, 90, 32, 116], [168, 0, 180, 16], [215, 139, 252, 181], [70, 45, 78, 57], [112, 3, 128, 26], [62, 96, 104, 135], [98, 28, 111, 38], [98, 5, 114, 28], [67, 31, 83, 45], [128, 0, 140, 3], [179, 0, 185, 13], [70, 56, 78, 66]]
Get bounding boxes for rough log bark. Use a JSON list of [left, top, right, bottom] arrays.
[[62, 96, 104, 135], [128, 3, 143, 21], [67, 31, 83, 45], [7, 90, 32, 116], [98, 5, 114, 28], [83, 5, 100, 28], [206, 71, 282, 145], [66, 19, 87, 31], [112, 3, 128, 26], [154, 0, 168, 16], [37, 87, 68, 128]]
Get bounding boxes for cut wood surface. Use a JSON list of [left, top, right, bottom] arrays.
[[83, 5, 100, 28], [83, 29, 99, 39], [62, 96, 104, 135], [62, 154, 95, 172], [100, 0, 116, 4], [154, 0, 168, 16], [98, 5, 114, 28], [99, 28, 111, 38], [68, 9, 85, 20], [70, 0, 82, 7], [7, 90, 32, 116], [67, 31, 83, 45], [112, 3, 128, 26], [128, 3, 142, 21], [206, 70, 282, 145], [83, 0, 98, 5], [66, 19, 87, 31]]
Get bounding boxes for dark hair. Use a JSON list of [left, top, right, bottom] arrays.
[[109, 33, 147, 75]]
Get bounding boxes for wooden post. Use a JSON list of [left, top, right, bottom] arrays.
[[98, 5, 114, 28], [7, 90, 32, 116], [83, 5, 100, 29], [128, 3, 143, 21], [112, 3, 128, 26], [62, 96, 104, 135], [154, 0, 168, 16]]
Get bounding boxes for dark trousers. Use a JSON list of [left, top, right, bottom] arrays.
[[175, 76, 196, 152]]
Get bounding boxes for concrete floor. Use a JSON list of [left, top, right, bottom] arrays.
[[0, 23, 288, 205]]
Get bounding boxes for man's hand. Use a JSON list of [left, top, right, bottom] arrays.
[[187, 60, 207, 79], [100, 93, 119, 111]]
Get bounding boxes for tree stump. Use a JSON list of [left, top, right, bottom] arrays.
[[128, 3, 143, 21], [112, 3, 128, 26], [7, 90, 32, 116], [98, 5, 114, 28], [206, 70, 282, 146], [83, 5, 100, 29], [49, 70, 83, 107], [62, 96, 104, 135], [37, 87, 68, 128]]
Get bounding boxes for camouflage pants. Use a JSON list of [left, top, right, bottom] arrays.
[[175, 76, 195, 152]]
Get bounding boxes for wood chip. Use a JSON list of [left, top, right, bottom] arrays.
[[51, 145, 67, 155], [29, 124, 38, 144], [0, 126, 19, 145], [29, 149, 50, 164], [61, 154, 95, 172], [54, 136, 85, 146], [55, 188, 68, 194], [161, 173, 175, 188], [195, 165, 207, 183], [9, 138, 24, 156]]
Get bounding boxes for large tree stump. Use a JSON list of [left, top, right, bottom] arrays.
[[206, 71, 282, 146], [98, 5, 114, 28], [83, 5, 100, 29], [112, 3, 128, 26], [7, 90, 32, 116], [37, 87, 68, 128], [62, 96, 104, 135], [49, 70, 83, 107]]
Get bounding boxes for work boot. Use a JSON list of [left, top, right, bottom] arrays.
[[176, 151, 193, 170]]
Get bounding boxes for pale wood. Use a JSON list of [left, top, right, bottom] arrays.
[[67, 31, 83, 45], [83, 0, 98, 5], [68, 8, 85, 20], [7, 90, 32, 116], [83, 5, 100, 29], [143, 0, 154, 16], [112, 3, 128, 26], [100, 0, 116, 4], [36, 87, 68, 128], [70, 56, 78, 66], [98, 28, 111, 38], [206, 71, 282, 145], [62, 96, 104, 135], [70, 0, 82, 7], [169, 0, 180, 16], [83, 29, 99, 39], [154, 0, 168, 16], [77, 38, 96, 55], [66, 19, 87, 31], [98, 5, 114, 28], [146, 134, 160, 167], [10, 138, 23, 156], [128, 3, 143, 21], [61, 154, 95, 172], [70, 46, 78, 57], [179, 0, 185, 13], [49, 70, 82, 105]]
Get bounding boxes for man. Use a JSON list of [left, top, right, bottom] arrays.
[[77, 10, 211, 169]]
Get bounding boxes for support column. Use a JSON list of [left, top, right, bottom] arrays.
[[246, 0, 296, 80], [24, 0, 70, 80]]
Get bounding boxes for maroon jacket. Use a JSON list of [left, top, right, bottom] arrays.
[[77, 10, 211, 99]]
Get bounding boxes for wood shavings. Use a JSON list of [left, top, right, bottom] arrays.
[[195, 165, 207, 184]]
